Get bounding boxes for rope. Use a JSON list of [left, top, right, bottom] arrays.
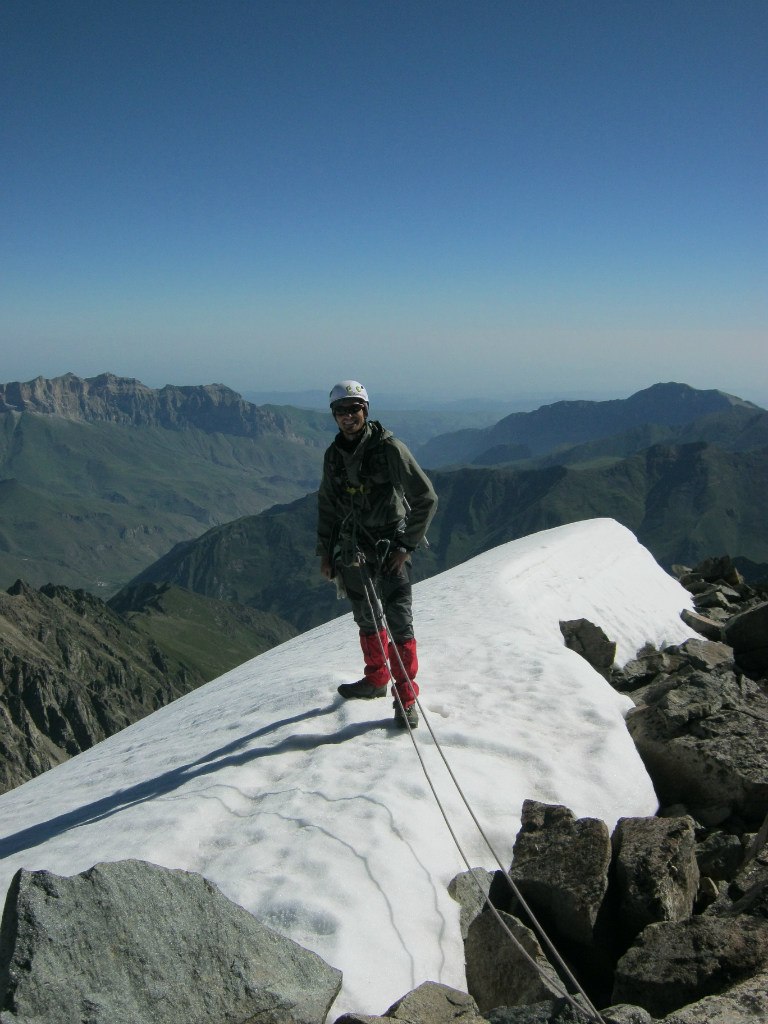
[[357, 558, 607, 1024]]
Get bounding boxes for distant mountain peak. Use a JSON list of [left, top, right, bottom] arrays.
[[418, 381, 762, 467], [631, 381, 755, 407], [0, 372, 293, 437]]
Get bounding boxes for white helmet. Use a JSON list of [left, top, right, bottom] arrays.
[[329, 380, 369, 407]]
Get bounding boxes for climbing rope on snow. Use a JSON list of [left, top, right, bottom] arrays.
[[357, 557, 607, 1024]]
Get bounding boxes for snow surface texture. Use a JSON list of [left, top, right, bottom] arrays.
[[0, 519, 696, 1016]]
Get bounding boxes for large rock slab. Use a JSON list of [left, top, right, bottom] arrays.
[[335, 981, 486, 1024], [448, 868, 494, 940], [625, 668, 768, 825], [464, 907, 563, 1013], [509, 801, 611, 947], [724, 601, 768, 676], [657, 968, 768, 1022], [559, 619, 616, 680], [485, 999, 591, 1022], [612, 916, 768, 1018], [612, 816, 699, 942], [0, 859, 342, 1024], [707, 835, 768, 920]]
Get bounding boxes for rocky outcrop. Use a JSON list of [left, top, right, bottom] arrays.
[[0, 859, 341, 1024], [612, 816, 699, 943], [724, 602, 768, 677], [444, 552, 768, 1023], [658, 969, 768, 1024], [465, 908, 563, 1013], [0, 580, 204, 794], [452, 801, 768, 1024], [447, 868, 494, 940], [670, 553, 768, 678], [559, 620, 616, 681], [336, 981, 487, 1024], [0, 372, 316, 440], [601, 556, 768, 831], [623, 658, 768, 826], [508, 802, 612, 952], [612, 916, 768, 1017]]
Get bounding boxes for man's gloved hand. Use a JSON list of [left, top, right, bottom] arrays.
[[387, 548, 409, 574], [320, 555, 332, 580]]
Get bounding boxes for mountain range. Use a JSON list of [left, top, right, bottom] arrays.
[[119, 410, 768, 636], [416, 382, 764, 467], [0, 372, 332, 593], [1, 374, 766, 794], [3, 376, 765, 603]]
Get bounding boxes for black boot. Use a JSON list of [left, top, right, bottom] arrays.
[[393, 701, 418, 728], [338, 679, 388, 699]]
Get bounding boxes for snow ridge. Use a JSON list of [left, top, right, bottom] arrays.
[[0, 518, 695, 1016]]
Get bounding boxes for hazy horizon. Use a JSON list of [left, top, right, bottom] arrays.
[[3, 372, 766, 412], [2, 1, 765, 404]]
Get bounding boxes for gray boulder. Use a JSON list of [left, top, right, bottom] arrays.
[[612, 916, 768, 1018], [724, 601, 768, 677], [694, 830, 744, 882], [485, 998, 589, 1023], [625, 667, 768, 826], [335, 981, 485, 1024], [657, 968, 768, 1022], [614, 647, 688, 693], [509, 801, 611, 948], [691, 555, 744, 588], [447, 868, 494, 940], [614, 640, 732, 700], [672, 639, 733, 673], [559, 619, 616, 680], [386, 982, 484, 1024], [483, 999, 651, 1023], [612, 816, 699, 942], [707, 828, 768, 920], [464, 907, 562, 1013], [0, 859, 342, 1024], [599, 1008, 653, 1024], [679, 608, 724, 643]]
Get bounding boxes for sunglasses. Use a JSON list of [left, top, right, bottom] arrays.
[[333, 403, 366, 416]]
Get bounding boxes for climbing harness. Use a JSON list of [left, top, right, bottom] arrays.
[[356, 551, 607, 1024]]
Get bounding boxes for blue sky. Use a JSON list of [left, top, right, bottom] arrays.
[[1, 0, 766, 404]]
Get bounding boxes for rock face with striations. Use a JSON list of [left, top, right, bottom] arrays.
[[0, 859, 342, 1024], [0, 372, 310, 439], [0, 580, 204, 794]]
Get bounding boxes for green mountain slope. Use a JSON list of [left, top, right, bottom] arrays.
[[490, 405, 768, 471], [118, 441, 768, 633], [0, 374, 332, 593], [428, 443, 768, 571], [123, 495, 337, 633], [109, 582, 297, 680], [0, 580, 206, 794], [418, 382, 761, 467], [1, 573, 298, 793]]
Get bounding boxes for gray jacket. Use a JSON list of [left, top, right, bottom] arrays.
[[316, 420, 437, 564]]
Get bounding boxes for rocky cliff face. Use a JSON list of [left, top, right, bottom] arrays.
[[0, 580, 205, 794], [0, 372, 312, 440]]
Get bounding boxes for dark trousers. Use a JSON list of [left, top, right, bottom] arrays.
[[337, 560, 414, 642]]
